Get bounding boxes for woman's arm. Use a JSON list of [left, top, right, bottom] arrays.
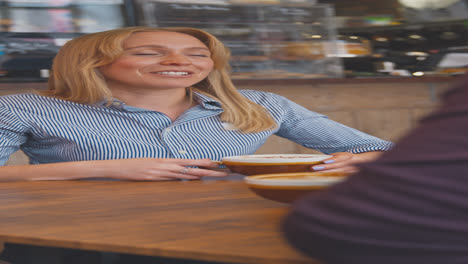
[[0, 158, 227, 182], [249, 91, 393, 156], [266, 94, 390, 172]]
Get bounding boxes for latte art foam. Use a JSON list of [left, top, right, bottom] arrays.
[[222, 154, 332, 164]]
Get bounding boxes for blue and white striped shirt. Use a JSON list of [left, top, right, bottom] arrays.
[[0, 90, 392, 166]]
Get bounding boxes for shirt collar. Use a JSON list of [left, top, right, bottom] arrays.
[[93, 98, 130, 111], [93, 91, 223, 111], [192, 91, 223, 110]]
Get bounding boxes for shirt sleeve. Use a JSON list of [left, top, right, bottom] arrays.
[[269, 93, 393, 154], [0, 100, 28, 166], [281, 81, 468, 264]]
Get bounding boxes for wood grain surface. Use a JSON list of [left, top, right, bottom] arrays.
[[0, 178, 319, 264]]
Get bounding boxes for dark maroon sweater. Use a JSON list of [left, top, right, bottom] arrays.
[[282, 78, 468, 264]]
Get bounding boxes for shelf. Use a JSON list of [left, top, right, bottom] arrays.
[[338, 19, 468, 34]]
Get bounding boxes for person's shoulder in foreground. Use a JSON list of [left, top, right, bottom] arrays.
[[282, 76, 468, 264]]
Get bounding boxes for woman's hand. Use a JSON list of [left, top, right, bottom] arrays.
[[311, 151, 384, 173], [101, 158, 228, 181]]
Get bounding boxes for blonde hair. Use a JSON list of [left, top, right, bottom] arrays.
[[41, 26, 277, 133]]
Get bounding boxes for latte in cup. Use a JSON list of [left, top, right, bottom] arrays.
[[245, 171, 350, 203], [222, 154, 332, 175]]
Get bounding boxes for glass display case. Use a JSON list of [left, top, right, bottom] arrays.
[[0, 0, 133, 80], [0, 0, 129, 33], [134, 0, 343, 79]]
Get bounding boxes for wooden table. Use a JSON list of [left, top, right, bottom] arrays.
[[0, 176, 318, 264]]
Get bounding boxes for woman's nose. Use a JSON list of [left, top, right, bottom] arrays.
[[160, 53, 191, 65]]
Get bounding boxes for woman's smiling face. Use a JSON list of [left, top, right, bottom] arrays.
[[99, 31, 214, 92]]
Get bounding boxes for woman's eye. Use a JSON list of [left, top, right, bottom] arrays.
[[189, 54, 209, 57], [134, 53, 161, 56]]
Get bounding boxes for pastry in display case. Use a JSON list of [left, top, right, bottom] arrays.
[[133, 0, 342, 79]]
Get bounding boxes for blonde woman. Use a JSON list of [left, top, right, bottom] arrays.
[[0, 27, 392, 181]]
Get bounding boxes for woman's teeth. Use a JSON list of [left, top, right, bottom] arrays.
[[155, 71, 189, 76]]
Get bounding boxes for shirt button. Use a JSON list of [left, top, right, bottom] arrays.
[[178, 150, 187, 154], [221, 122, 234, 130], [166, 128, 172, 132]]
